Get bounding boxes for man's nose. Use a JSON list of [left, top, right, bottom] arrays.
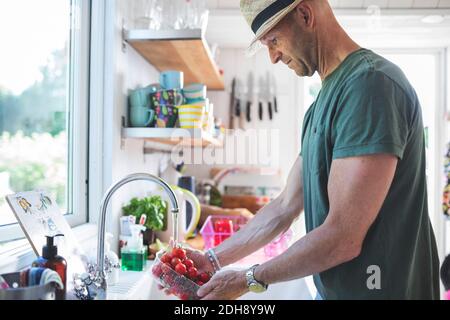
[[269, 48, 282, 64]]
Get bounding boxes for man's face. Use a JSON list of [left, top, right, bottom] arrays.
[[260, 9, 317, 77]]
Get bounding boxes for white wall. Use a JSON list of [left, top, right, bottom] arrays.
[[102, 0, 169, 252], [184, 48, 305, 183]]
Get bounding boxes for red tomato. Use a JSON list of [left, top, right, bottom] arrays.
[[179, 293, 190, 300], [171, 257, 182, 267], [187, 267, 198, 279], [161, 262, 172, 273], [214, 219, 233, 233], [172, 247, 187, 260], [175, 263, 187, 275], [183, 259, 194, 269], [198, 272, 210, 283], [162, 274, 175, 286], [151, 263, 162, 277], [160, 253, 172, 264], [196, 280, 204, 286]]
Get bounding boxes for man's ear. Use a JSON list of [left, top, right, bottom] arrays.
[[294, 3, 314, 28]]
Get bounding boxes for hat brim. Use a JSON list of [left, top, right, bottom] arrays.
[[245, 0, 304, 57]]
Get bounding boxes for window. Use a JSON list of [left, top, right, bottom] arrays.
[[0, 0, 90, 244]]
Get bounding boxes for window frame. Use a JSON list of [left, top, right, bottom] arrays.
[[0, 0, 90, 243]]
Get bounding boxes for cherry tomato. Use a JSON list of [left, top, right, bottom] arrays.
[[162, 274, 175, 286], [151, 263, 162, 277], [161, 262, 172, 273], [196, 280, 204, 286], [175, 263, 187, 275], [214, 219, 233, 233], [187, 267, 198, 279], [171, 257, 182, 267], [183, 259, 194, 269], [172, 247, 187, 260], [161, 253, 172, 264], [198, 272, 210, 283], [179, 293, 190, 300]]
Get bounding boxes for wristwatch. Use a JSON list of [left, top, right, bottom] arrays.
[[245, 264, 268, 293]]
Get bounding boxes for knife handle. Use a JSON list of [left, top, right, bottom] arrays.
[[259, 102, 263, 121], [236, 100, 241, 117], [246, 102, 251, 122], [268, 102, 273, 120], [274, 97, 278, 113]]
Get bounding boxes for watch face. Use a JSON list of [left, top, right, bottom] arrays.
[[249, 282, 266, 293]]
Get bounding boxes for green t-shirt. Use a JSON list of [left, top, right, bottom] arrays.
[[301, 48, 440, 300]]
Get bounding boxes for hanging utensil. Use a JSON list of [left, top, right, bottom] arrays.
[[258, 75, 265, 121], [266, 72, 273, 120], [229, 78, 236, 129], [272, 73, 278, 113], [246, 72, 254, 123], [235, 79, 244, 129]]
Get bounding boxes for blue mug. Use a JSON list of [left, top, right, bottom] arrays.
[[129, 107, 155, 127], [160, 71, 184, 90], [129, 84, 160, 108]]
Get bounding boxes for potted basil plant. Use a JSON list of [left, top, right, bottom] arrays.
[[122, 195, 168, 245]]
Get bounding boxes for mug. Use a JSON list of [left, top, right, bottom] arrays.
[[129, 107, 155, 127], [183, 83, 207, 103], [129, 84, 159, 108], [160, 71, 184, 90], [178, 105, 205, 129], [150, 89, 184, 108], [154, 104, 178, 128]]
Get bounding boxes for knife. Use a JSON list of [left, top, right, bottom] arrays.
[[265, 72, 273, 120], [246, 72, 254, 123], [229, 78, 236, 129], [258, 75, 265, 121], [272, 73, 278, 113]]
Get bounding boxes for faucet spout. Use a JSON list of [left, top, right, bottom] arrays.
[[92, 173, 179, 300]]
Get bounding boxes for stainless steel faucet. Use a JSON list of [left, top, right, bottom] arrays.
[[76, 173, 179, 300]]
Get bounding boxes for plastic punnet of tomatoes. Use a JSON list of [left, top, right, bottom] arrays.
[[151, 246, 211, 300]]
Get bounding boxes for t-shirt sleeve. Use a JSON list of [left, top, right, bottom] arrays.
[[332, 71, 411, 160]]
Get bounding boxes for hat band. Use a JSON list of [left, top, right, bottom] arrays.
[[251, 0, 296, 34]]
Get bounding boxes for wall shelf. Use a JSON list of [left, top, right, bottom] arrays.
[[124, 29, 225, 90], [122, 127, 223, 148]]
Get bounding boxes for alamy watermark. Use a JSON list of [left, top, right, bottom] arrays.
[[167, 128, 281, 167], [366, 265, 381, 290]]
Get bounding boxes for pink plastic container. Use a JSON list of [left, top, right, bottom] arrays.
[[200, 215, 246, 250], [264, 228, 293, 257], [200, 215, 293, 260]]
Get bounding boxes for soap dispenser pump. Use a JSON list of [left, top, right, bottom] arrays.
[[32, 234, 67, 300]]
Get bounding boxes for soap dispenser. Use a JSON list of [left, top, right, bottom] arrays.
[[32, 234, 67, 300]]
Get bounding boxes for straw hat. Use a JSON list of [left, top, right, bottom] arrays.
[[240, 0, 304, 56]]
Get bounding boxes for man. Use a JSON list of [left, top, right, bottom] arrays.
[[186, 0, 440, 300]]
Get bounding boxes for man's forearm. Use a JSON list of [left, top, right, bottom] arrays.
[[254, 221, 360, 285], [214, 196, 302, 267]]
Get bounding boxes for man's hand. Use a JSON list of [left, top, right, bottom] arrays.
[[184, 247, 215, 275], [197, 269, 249, 300]]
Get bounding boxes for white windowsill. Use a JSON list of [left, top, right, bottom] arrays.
[[0, 223, 98, 275]]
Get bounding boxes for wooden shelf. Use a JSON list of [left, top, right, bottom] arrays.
[[122, 127, 223, 148], [124, 29, 225, 90]]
